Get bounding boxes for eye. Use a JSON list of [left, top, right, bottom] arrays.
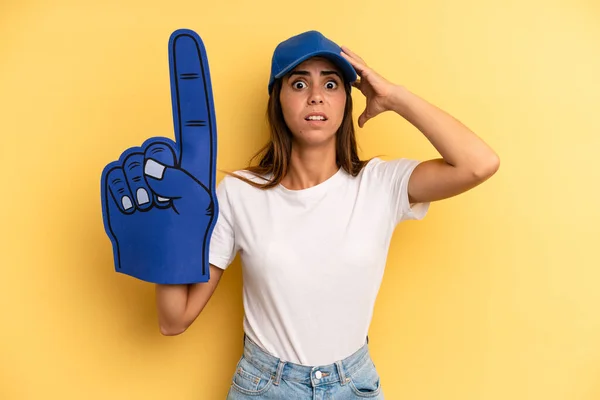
[[293, 81, 307, 89], [325, 80, 338, 89]]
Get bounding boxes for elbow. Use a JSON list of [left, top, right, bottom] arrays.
[[159, 322, 188, 336], [473, 153, 500, 181]]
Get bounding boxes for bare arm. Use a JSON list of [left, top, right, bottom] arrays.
[[388, 86, 500, 203], [155, 264, 224, 336], [340, 46, 500, 204]]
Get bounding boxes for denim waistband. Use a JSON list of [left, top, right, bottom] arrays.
[[241, 334, 372, 386]]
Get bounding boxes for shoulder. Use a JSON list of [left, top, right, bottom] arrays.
[[217, 169, 271, 193], [362, 157, 385, 172], [360, 157, 421, 180]]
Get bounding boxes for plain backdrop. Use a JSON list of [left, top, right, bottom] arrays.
[[1, 0, 599, 399]]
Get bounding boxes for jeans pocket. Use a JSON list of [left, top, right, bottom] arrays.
[[347, 359, 382, 398], [230, 355, 275, 396]]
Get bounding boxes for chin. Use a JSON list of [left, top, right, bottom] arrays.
[[293, 129, 337, 147]]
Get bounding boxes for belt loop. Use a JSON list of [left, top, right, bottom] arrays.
[[335, 361, 349, 385], [273, 360, 286, 386]]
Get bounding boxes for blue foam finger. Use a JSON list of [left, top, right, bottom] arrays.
[[169, 30, 217, 188], [123, 152, 153, 211], [106, 166, 134, 214], [100, 29, 218, 284], [143, 140, 177, 206]]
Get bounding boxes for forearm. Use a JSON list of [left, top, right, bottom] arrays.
[[154, 265, 224, 336], [389, 85, 499, 174], [155, 284, 191, 335]]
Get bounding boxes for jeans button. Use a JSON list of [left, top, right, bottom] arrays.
[[315, 370, 322, 379]]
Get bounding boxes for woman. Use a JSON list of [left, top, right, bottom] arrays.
[[156, 30, 499, 399]]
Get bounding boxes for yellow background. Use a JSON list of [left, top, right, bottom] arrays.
[[1, 0, 599, 399]]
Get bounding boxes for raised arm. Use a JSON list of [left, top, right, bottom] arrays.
[[388, 86, 500, 203], [341, 46, 500, 203]]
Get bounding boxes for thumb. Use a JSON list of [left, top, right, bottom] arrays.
[[144, 159, 205, 198], [358, 109, 370, 128]]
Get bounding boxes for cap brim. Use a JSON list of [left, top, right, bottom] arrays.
[[273, 50, 357, 85]]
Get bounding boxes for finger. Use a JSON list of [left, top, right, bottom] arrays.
[[341, 45, 368, 67], [168, 29, 217, 192], [358, 109, 369, 128], [105, 165, 135, 214], [123, 152, 153, 210], [143, 139, 177, 206], [341, 51, 368, 76], [144, 159, 205, 199]]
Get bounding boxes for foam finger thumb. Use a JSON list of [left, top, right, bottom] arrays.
[[144, 159, 200, 198]]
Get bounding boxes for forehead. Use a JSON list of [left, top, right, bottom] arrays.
[[291, 57, 341, 73]]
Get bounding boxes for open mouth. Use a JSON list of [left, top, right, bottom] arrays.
[[305, 113, 328, 121]]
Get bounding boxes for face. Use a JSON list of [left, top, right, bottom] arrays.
[[279, 57, 347, 147]]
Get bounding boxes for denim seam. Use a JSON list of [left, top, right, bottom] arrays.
[[244, 357, 276, 377], [335, 360, 349, 385], [347, 379, 382, 398], [273, 360, 286, 386], [345, 353, 371, 376], [230, 378, 275, 396], [237, 367, 262, 385], [241, 336, 373, 388]]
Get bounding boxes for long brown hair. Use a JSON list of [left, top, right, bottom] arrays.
[[225, 76, 372, 189]]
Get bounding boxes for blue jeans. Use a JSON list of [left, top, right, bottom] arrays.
[[226, 334, 384, 399]]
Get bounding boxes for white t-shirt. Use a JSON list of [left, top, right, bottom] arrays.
[[209, 157, 429, 366]]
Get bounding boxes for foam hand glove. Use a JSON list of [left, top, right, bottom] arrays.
[[101, 29, 218, 284]]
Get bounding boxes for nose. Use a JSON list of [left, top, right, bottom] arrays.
[[307, 86, 324, 105]]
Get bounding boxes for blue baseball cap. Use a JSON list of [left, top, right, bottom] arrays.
[[267, 30, 357, 94]]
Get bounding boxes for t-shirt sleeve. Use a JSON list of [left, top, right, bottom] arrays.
[[208, 177, 238, 270], [370, 158, 430, 225]]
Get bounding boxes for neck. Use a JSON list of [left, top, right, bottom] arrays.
[[281, 142, 338, 190]]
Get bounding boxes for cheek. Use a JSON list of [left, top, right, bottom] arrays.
[[331, 95, 347, 122], [280, 94, 301, 125], [281, 106, 297, 130]]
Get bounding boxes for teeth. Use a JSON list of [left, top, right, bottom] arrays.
[[307, 116, 325, 121]]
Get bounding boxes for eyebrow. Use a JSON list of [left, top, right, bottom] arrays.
[[288, 70, 342, 79]]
